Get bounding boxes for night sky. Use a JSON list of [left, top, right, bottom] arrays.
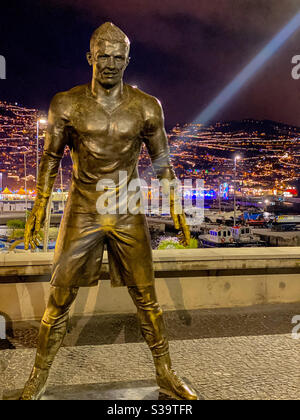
[[0, 0, 300, 129]]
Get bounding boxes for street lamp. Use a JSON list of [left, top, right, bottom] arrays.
[[233, 155, 241, 226], [264, 199, 269, 211], [218, 181, 222, 213], [22, 147, 30, 222], [36, 118, 47, 182]]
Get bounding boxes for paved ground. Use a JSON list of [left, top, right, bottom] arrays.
[[1, 303, 300, 400]]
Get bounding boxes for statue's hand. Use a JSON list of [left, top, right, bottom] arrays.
[[170, 189, 191, 247], [24, 198, 47, 250]]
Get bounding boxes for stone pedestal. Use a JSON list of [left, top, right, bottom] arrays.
[[3, 380, 176, 400]]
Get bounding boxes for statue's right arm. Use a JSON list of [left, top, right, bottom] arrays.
[[24, 92, 71, 249]]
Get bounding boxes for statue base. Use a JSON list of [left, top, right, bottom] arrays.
[[3, 380, 177, 400]]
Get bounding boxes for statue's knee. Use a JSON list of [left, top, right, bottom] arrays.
[[52, 287, 78, 306], [45, 287, 78, 321], [129, 286, 162, 314]]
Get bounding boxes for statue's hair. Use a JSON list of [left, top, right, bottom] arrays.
[[90, 22, 130, 53]]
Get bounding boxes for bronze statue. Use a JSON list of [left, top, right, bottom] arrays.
[[20, 22, 197, 400]]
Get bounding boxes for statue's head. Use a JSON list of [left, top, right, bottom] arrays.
[[87, 22, 130, 88]]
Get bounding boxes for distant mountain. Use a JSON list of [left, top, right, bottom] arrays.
[[212, 119, 300, 136]]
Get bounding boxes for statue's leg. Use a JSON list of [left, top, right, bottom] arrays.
[[127, 285, 197, 400], [20, 286, 79, 400]]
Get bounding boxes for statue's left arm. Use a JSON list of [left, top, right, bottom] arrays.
[[143, 98, 190, 246]]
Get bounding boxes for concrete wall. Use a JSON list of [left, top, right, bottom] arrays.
[[0, 248, 300, 322]]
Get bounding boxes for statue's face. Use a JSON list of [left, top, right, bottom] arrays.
[[87, 40, 129, 88]]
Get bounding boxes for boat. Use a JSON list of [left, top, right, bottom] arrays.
[[198, 225, 266, 248], [198, 226, 236, 248], [272, 215, 300, 231], [230, 226, 265, 246]]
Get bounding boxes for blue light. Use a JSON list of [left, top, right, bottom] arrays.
[[195, 10, 300, 125]]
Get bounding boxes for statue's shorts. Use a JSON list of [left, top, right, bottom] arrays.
[[50, 207, 154, 288]]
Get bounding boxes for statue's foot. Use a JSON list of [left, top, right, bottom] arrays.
[[20, 368, 49, 400], [156, 368, 198, 400]]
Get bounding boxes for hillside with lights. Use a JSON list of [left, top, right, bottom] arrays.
[[0, 102, 299, 198]]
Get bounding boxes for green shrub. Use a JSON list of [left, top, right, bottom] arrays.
[[158, 237, 198, 250], [7, 219, 25, 229], [9, 229, 25, 240], [158, 240, 185, 250]]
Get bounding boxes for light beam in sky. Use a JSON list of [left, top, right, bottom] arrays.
[[195, 10, 300, 125]]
